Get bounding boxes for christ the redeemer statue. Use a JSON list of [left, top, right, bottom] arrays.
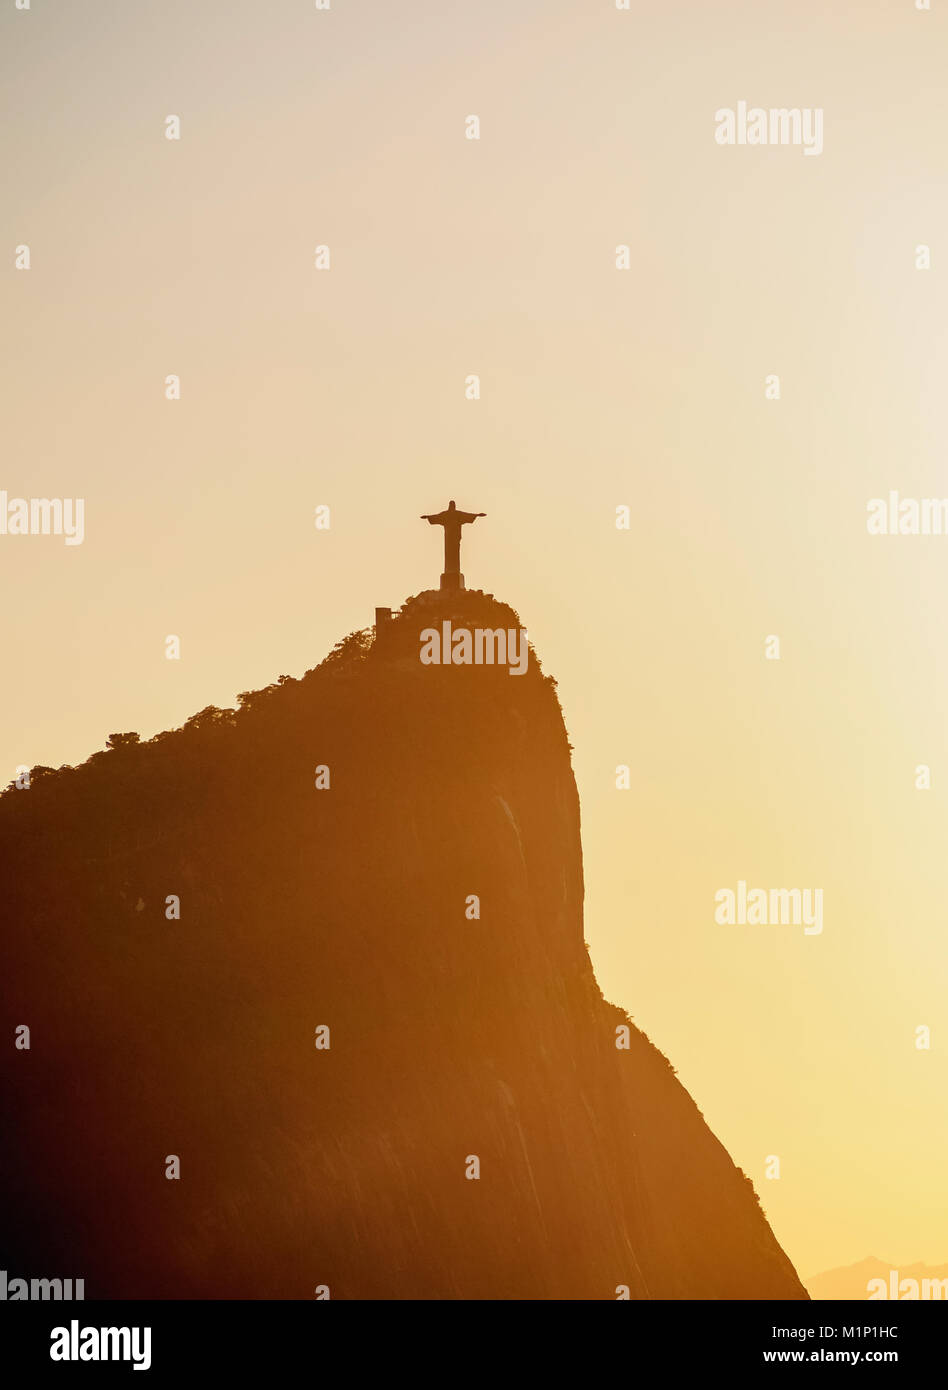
[[420, 499, 486, 591]]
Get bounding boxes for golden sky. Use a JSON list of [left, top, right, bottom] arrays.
[[3, 0, 947, 1279]]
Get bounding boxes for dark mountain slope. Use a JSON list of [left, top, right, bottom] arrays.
[[0, 590, 807, 1299]]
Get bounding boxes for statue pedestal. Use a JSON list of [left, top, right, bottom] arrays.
[[439, 572, 464, 592]]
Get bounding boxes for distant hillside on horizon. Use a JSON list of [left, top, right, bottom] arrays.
[[806, 1257, 948, 1300]]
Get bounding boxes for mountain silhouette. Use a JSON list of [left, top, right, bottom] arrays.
[[806, 1257, 948, 1301], [1, 588, 807, 1299]]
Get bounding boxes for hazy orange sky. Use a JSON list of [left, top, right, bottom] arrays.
[[3, 0, 947, 1281]]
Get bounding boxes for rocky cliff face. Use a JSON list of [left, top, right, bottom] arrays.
[[0, 591, 807, 1299]]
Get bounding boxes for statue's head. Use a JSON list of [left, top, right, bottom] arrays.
[[448, 499, 456, 510]]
